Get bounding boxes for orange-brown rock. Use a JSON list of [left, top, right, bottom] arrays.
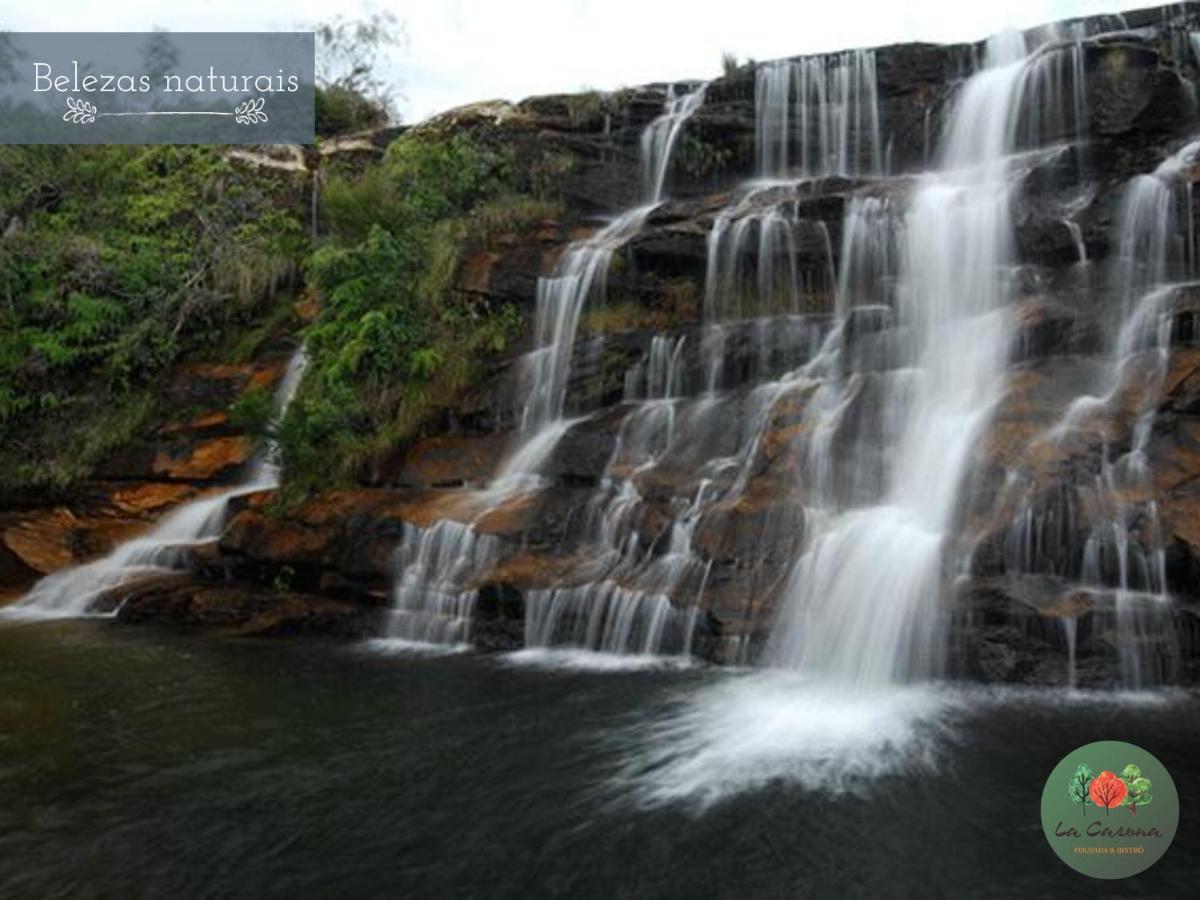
[[479, 551, 608, 591], [694, 480, 805, 563], [0, 482, 204, 589], [105, 482, 197, 516], [151, 435, 254, 481], [220, 488, 419, 582], [110, 572, 381, 636], [397, 433, 510, 487], [158, 411, 230, 435], [2, 508, 83, 575]]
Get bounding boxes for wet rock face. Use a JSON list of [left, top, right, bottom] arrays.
[[109, 572, 383, 637], [0, 351, 297, 598], [16, 4, 1200, 685]]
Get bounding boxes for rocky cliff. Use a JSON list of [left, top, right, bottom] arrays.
[[9, 3, 1200, 686]]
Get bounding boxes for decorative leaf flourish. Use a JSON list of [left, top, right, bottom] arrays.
[[234, 97, 268, 125], [1089, 770, 1128, 815], [63, 97, 97, 125]]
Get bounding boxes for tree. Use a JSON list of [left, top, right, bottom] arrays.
[[141, 28, 179, 82], [1119, 764, 1153, 816], [312, 10, 405, 128], [1089, 770, 1128, 815], [1067, 763, 1093, 814]]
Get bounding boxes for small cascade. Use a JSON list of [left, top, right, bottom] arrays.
[[837, 196, 903, 313], [704, 193, 837, 321], [384, 521, 501, 647], [521, 477, 713, 659], [641, 83, 707, 203], [624, 334, 686, 401], [755, 50, 882, 179], [518, 205, 655, 438], [1011, 27, 1089, 153], [1063, 219, 1087, 264], [698, 185, 835, 395], [517, 82, 708, 441], [1063, 616, 1078, 690], [6, 348, 308, 618]]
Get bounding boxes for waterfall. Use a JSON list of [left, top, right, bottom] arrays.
[[699, 184, 836, 399], [517, 206, 654, 439], [1003, 142, 1200, 687], [517, 474, 711, 662], [642, 83, 707, 203], [5, 348, 308, 619], [382, 84, 707, 652], [755, 50, 882, 179], [624, 334, 686, 401], [766, 35, 1045, 684], [382, 521, 501, 648], [378, 14, 1200, 682], [515, 81, 706, 453]]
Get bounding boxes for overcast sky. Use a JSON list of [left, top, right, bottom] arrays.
[[4, 1, 1158, 122]]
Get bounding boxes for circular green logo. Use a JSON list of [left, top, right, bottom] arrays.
[[1041, 740, 1178, 879]]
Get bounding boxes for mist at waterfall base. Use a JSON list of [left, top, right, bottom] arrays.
[[1, 622, 1197, 898]]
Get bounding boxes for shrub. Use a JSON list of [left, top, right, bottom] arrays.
[[0, 144, 307, 494], [315, 85, 390, 137], [279, 129, 529, 496]]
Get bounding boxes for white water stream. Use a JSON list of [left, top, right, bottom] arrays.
[[5, 348, 308, 619]]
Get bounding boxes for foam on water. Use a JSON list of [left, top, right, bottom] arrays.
[[613, 675, 1191, 808], [363, 637, 471, 657], [616, 672, 958, 808], [503, 647, 697, 672]]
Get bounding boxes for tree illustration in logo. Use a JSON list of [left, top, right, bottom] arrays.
[[1069, 761, 1157, 817], [1067, 764, 1094, 813], [1089, 770, 1128, 815], [1119, 764, 1153, 816]]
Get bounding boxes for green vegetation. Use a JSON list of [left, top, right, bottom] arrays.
[[0, 123, 553, 501], [675, 133, 735, 181], [580, 303, 672, 336], [315, 85, 390, 137], [278, 129, 532, 499], [0, 18, 555, 500], [565, 90, 606, 127], [0, 145, 307, 494], [312, 11, 404, 135]]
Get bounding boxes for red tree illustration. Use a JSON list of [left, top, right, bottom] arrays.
[[1089, 771, 1128, 816]]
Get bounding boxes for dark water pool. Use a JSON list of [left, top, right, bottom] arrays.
[[0, 621, 1197, 899]]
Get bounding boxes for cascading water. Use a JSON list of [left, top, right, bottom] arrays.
[[5, 347, 308, 619], [767, 34, 1041, 684], [1001, 141, 1200, 687], [642, 82, 707, 203], [518, 79, 708, 443], [382, 83, 709, 653], [384, 11, 1200, 689], [517, 206, 655, 440], [755, 50, 882, 179], [617, 23, 1173, 804], [700, 185, 835, 396]]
